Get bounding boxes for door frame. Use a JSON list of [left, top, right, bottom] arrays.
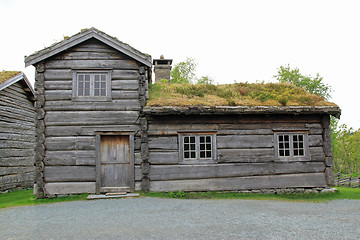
[[95, 131, 135, 194]]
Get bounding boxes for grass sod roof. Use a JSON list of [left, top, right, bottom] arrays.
[[146, 82, 341, 117], [0, 71, 21, 84]]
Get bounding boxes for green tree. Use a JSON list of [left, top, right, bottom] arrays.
[[196, 75, 214, 85], [332, 122, 360, 175], [170, 57, 215, 85], [170, 57, 197, 84], [273, 64, 332, 99]]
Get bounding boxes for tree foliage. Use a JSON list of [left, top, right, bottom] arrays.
[[170, 57, 197, 84], [273, 64, 332, 99], [170, 57, 214, 84], [331, 119, 360, 175]]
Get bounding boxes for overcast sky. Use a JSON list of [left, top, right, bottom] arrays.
[[1, 0, 359, 129]]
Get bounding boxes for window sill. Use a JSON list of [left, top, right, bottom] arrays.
[[179, 159, 217, 165], [72, 97, 112, 102], [274, 157, 309, 162]]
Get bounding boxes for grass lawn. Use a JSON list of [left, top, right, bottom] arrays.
[[1, 187, 359, 209], [143, 187, 360, 202], [0, 189, 87, 209]]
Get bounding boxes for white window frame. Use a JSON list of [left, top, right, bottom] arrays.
[[72, 70, 112, 101], [178, 132, 217, 164], [274, 132, 309, 161]]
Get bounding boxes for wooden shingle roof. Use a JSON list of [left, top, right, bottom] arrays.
[[25, 27, 152, 67]]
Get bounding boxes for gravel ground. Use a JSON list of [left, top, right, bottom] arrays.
[[0, 198, 359, 240]]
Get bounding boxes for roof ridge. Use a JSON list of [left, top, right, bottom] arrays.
[[25, 28, 151, 67]]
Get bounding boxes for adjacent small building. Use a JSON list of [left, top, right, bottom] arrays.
[[25, 28, 341, 198], [0, 71, 35, 191]]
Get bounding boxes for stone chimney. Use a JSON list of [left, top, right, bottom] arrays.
[[153, 55, 172, 82]]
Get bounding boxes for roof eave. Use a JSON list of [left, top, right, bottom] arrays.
[[0, 73, 35, 97], [25, 28, 152, 68], [143, 106, 341, 118]]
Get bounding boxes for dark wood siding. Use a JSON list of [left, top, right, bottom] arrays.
[[0, 82, 35, 190], [41, 39, 144, 194], [144, 114, 328, 192]]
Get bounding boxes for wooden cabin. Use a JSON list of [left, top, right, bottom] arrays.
[[25, 28, 152, 198], [26, 28, 341, 197], [142, 106, 340, 192], [0, 71, 35, 191]]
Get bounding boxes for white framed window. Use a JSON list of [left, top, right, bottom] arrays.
[[72, 70, 111, 101], [179, 133, 217, 164], [274, 133, 308, 160]]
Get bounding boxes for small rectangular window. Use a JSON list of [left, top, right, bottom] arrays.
[[73, 70, 111, 101], [179, 133, 216, 163], [275, 133, 307, 160]]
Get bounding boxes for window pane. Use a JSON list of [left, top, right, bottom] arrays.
[[206, 151, 211, 158], [206, 144, 211, 150], [94, 89, 99, 96], [200, 151, 205, 158], [191, 152, 196, 158], [200, 136, 205, 143], [190, 137, 195, 143], [293, 134, 305, 157], [184, 137, 189, 143], [279, 150, 284, 156], [190, 144, 195, 150], [184, 152, 189, 158], [184, 144, 189, 150], [200, 144, 205, 150], [278, 134, 290, 157]]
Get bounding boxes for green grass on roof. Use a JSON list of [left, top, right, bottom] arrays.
[[147, 82, 338, 107], [0, 71, 21, 85]]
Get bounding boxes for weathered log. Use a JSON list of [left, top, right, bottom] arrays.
[[149, 173, 327, 192]]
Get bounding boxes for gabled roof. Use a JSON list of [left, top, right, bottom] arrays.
[[24, 27, 152, 67], [0, 71, 35, 97]]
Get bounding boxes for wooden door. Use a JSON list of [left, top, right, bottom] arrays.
[[99, 135, 132, 193]]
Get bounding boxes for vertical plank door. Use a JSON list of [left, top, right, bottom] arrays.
[[100, 135, 131, 193]]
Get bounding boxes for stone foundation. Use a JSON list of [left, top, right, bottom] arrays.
[[236, 187, 338, 194]]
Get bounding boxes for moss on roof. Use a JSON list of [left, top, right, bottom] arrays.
[[0, 71, 21, 84], [147, 82, 338, 107]]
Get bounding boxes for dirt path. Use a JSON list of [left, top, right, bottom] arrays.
[[1, 198, 359, 239]]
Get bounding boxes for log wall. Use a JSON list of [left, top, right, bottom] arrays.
[[0, 82, 35, 191], [144, 114, 330, 192], [35, 39, 148, 196]]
